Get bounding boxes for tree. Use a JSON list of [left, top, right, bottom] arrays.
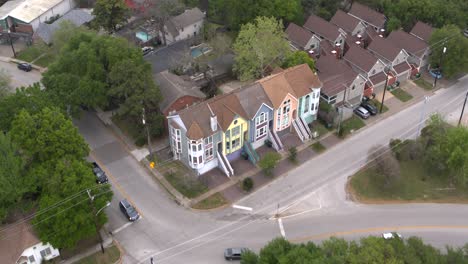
[[288, 147, 297, 163], [34, 158, 112, 249], [368, 145, 400, 189], [259, 237, 293, 264], [0, 69, 10, 98], [301, 0, 342, 20], [9, 108, 89, 164], [282, 51, 315, 71], [0, 133, 25, 222], [51, 20, 91, 53], [145, 0, 184, 46], [386, 17, 402, 33], [92, 0, 130, 33], [241, 250, 259, 264], [279, 246, 318, 264], [233, 17, 291, 81], [429, 25, 468, 78], [259, 152, 281, 176]]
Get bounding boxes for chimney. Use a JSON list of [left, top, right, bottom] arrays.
[[210, 115, 217, 132], [334, 43, 342, 59]]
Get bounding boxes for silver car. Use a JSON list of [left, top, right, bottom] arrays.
[[354, 106, 370, 119]]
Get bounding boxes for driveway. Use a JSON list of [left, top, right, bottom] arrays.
[[144, 40, 190, 74], [0, 60, 41, 92]]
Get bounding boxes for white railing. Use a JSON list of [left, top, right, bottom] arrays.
[[223, 152, 234, 175], [292, 120, 305, 142], [300, 117, 312, 138], [268, 130, 283, 151], [216, 151, 231, 177]]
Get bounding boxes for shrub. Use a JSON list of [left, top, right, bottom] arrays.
[[368, 146, 401, 189], [259, 152, 281, 176], [288, 147, 297, 163], [241, 177, 254, 192], [135, 136, 146, 147]]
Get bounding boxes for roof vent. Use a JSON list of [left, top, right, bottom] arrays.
[[210, 115, 217, 132]]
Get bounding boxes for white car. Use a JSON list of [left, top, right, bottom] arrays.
[[382, 232, 402, 239]]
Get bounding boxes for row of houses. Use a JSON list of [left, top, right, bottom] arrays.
[[286, 2, 433, 108], [167, 64, 322, 176]]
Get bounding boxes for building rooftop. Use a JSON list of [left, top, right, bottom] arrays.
[[348, 2, 386, 29], [316, 56, 359, 96], [6, 0, 64, 23], [387, 30, 428, 58], [166, 7, 205, 37], [367, 36, 403, 62], [330, 10, 361, 34], [0, 222, 40, 264], [410, 21, 434, 42], [285, 22, 314, 49], [304, 14, 342, 42], [344, 44, 381, 73]]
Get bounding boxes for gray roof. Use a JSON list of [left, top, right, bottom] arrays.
[[344, 44, 380, 73], [166, 8, 205, 38], [330, 10, 361, 34], [35, 9, 93, 44], [155, 70, 205, 113], [348, 2, 386, 29], [236, 83, 272, 119], [410, 21, 433, 43], [0, 0, 24, 19], [285, 22, 314, 49]]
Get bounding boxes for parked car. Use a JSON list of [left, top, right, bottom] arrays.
[[17, 63, 32, 72], [360, 101, 378, 115], [429, 68, 442, 79], [92, 162, 108, 184], [354, 106, 370, 119], [142, 46, 154, 56], [464, 28, 468, 38], [119, 199, 140, 221], [224, 247, 249, 261], [382, 232, 402, 240]]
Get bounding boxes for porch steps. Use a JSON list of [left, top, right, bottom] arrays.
[[243, 141, 259, 164], [292, 121, 305, 142], [268, 130, 283, 151], [217, 150, 234, 177], [293, 118, 311, 142], [299, 117, 312, 139]]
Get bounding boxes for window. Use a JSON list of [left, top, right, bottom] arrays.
[[226, 141, 230, 151], [198, 156, 202, 164], [304, 95, 310, 113], [256, 112, 267, 125], [232, 126, 240, 136], [315, 104, 318, 111], [234, 119, 238, 125], [197, 144, 202, 151], [311, 103, 315, 112], [204, 136, 212, 145], [192, 144, 197, 152], [205, 147, 213, 160], [176, 130, 180, 136], [372, 69, 376, 75], [231, 138, 240, 149], [225, 130, 230, 139], [40, 247, 51, 258], [352, 85, 356, 90], [193, 156, 198, 165], [310, 44, 315, 49], [256, 126, 267, 140], [28, 256, 35, 263]]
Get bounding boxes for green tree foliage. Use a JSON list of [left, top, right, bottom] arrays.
[[0, 69, 10, 98], [9, 108, 89, 164], [282, 51, 316, 71], [247, 235, 468, 263], [259, 152, 282, 176], [0, 84, 54, 132], [145, 0, 184, 46], [301, 0, 342, 20], [429, 25, 468, 78], [208, 0, 303, 30], [0, 133, 25, 222], [92, 0, 130, 33], [51, 20, 91, 53], [233, 17, 291, 81], [34, 159, 112, 249]]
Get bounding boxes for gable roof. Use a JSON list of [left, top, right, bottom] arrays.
[[259, 64, 321, 108], [410, 21, 433, 42], [387, 30, 428, 58], [304, 14, 342, 42], [316, 56, 360, 96], [166, 8, 205, 37], [330, 10, 361, 34], [5, 0, 65, 23], [285, 22, 314, 49], [178, 102, 214, 139], [35, 9, 94, 44], [348, 2, 386, 29], [0, 222, 40, 264], [0, 0, 24, 20], [344, 44, 380, 72], [236, 83, 272, 119], [367, 37, 403, 62], [155, 70, 205, 113], [208, 93, 248, 131]]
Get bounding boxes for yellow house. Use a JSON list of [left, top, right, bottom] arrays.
[[223, 116, 248, 156]]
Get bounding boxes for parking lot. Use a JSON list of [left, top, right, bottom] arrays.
[[1, 60, 42, 92]]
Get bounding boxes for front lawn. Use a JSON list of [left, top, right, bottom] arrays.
[[349, 160, 468, 203], [371, 99, 388, 113], [413, 78, 433, 91], [390, 88, 413, 102], [157, 161, 208, 198], [16, 43, 56, 67], [337, 116, 366, 138], [310, 142, 326, 153], [192, 192, 228, 209], [311, 121, 331, 139], [73, 244, 120, 264]]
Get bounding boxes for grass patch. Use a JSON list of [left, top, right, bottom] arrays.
[[311, 121, 331, 138], [390, 88, 413, 102], [337, 116, 366, 138], [34, 53, 56, 67], [311, 142, 326, 153], [16, 45, 46, 62], [349, 160, 468, 202], [413, 78, 433, 91], [73, 244, 120, 264], [160, 161, 208, 198], [371, 99, 389, 113], [192, 192, 227, 209]]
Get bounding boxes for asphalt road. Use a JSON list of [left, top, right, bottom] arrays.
[[0, 61, 41, 91], [75, 75, 468, 264]]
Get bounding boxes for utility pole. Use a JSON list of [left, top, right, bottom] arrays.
[[337, 85, 348, 135], [433, 46, 446, 88], [87, 190, 105, 254], [458, 91, 468, 127], [379, 67, 390, 113], [142, 108, 153, 160], [7, 30, 16, 58]]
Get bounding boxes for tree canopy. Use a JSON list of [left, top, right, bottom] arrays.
[[0, 69, 10, 98], [233, 17, 291, 81], [241, 236, 468, 263], [282, 51, 316, 71], [429, 25, 468, 78], [92, 0, 130, 33]]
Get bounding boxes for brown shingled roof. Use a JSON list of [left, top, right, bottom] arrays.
[[178, 101, 214, 139], [367, 37, 403, 62], [285, 23, 314, 49], [208, 93, 248, 131], [410, 21, 433, 42], [316, 56, 359, 96], [393, 61, 411, 74], [236, 83, 273, 119], [344, 44, 380, 72], [387, 30, 428, 57], [186, 122, 204, 140], [348, 2, 386, 29], [0, 222, 40, 264], [330, 10, 361, 34], [304, 14, 341, 42]]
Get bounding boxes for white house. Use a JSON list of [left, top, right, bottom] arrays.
[[163, 7, 205, 45], [0, 222, 60, 264], [0, 0, 76, 32]]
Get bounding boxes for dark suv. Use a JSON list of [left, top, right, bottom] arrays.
[[224, 248, 248, 261], [119, 199, 140, 221], [17, 63, 32, 72], [92, 162, 108, 184], [360, 101, 378, 115]]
